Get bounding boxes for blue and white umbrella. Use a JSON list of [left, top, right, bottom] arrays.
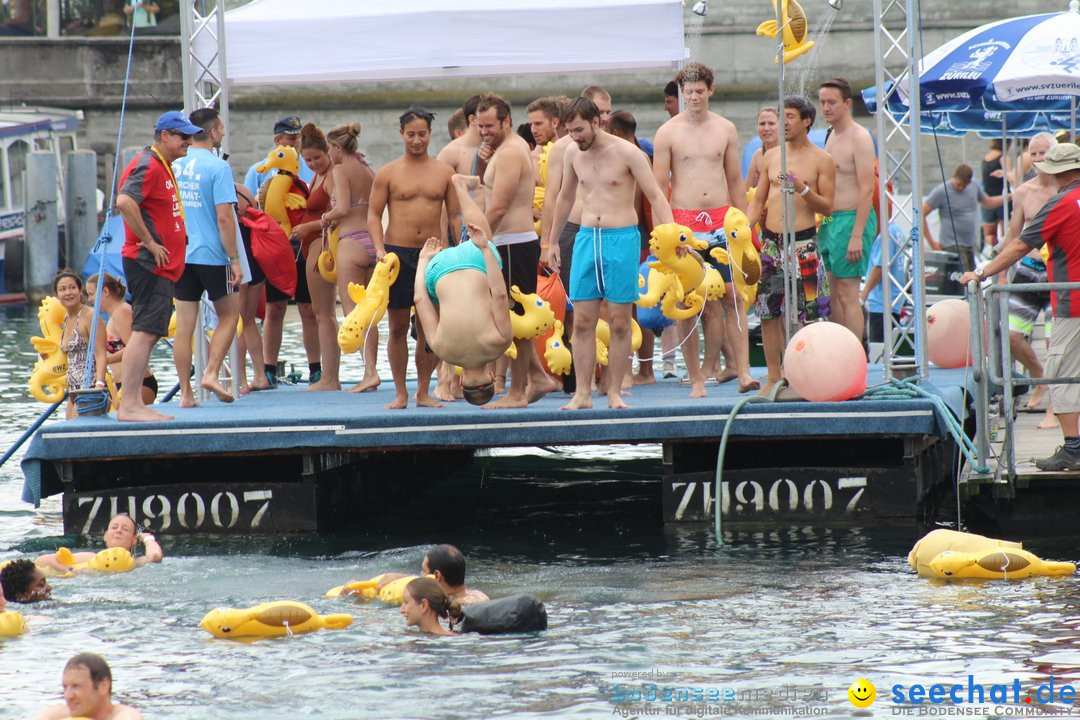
[[898, 0, 1080, 112]]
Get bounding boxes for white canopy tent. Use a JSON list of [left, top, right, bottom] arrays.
[[217, 0, 686, 86]]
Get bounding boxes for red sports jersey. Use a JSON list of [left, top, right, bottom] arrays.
[[118, 147, 187, 282], [1020, 179, 1080, 318]]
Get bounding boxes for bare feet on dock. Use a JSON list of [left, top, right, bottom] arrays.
[[347, 374, 380, 393], [715, 368, 738, 384], [386, 393, 408, 410], [527, 374, 559, 403], [561, 392, 593, 410], [1026, 386, 1048, 410], [633, 371, 656, 385], [608, 394, 630, 409], [738, 375, 761, 394], [433, 383, 456, 402], [178, 392, 198, 409], [246, 376, 270, 393], [307, 378, 343, 391], [485, 390, 528, 409], [688, 379, 707, 398], [117, 405, 173, 422], [201, 376, 235, 404], [415, 392, 443, 408], [494, 376, 506, 395], [1038, 412, 1059, 430], [758, 378, 782, 397]]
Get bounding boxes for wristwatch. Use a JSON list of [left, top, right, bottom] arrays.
[[974, 267, 985, 280], [799, 184, 810, 196]]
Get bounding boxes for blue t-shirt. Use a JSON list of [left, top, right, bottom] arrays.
[[637, 138, 654, 160], [243, 155, 314, 198], [865, 222, 906, 315], [173, 148, 237, 266]]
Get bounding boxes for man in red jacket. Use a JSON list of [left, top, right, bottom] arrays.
[[114, 110, 200, 422]]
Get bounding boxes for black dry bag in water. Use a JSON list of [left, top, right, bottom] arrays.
[[459, 594, 547, 634]]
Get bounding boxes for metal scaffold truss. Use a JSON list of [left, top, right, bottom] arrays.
[[873, 0, 929, 377], [180, 0, 230, 154]]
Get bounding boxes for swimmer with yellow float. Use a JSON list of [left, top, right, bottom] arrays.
[[35, 513, 163, 576]]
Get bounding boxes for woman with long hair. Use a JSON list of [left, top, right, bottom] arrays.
[[53, 270, 107, 419], [318, 121, 379, 393], [400, 577, 461, 636], [85, 272, 158, 407]]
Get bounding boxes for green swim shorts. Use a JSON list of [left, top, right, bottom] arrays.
[[819, 208, 877, 279]]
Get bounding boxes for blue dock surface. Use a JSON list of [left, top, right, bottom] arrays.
[[21, 364, 974, 506]]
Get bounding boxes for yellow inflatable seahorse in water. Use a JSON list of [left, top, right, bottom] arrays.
[[757, 0, 815, 64], [29, 296, 68, 403], [199, 601, 353, 639], [55, 546, 135, 574], [325, 573, 435, 605], [928, 548, 1076, 580], [338, 253, 399, 355]]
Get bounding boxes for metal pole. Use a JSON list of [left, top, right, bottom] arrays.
[[873, 0, 893, 379], [968, 283, 989, 473], [907, 0, 928, 378], [776, 1, 798, 344], [65, 150, 98, 270]]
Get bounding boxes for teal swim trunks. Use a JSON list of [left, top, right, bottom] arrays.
[[424, 240, 501, 304], [819, 207, 877, 279], [569, 225, 641, 304]]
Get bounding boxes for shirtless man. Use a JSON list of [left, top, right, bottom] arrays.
[[819, 77, 877, 342], [541, 87, 613, 347], [436, 95, 484, 177], [475, 94, 553, 408], [414, 174, 513, 406], [369, 107, 461, 410], [527, 97, 562, 234], [375, 544, 489, 606], [999, 132, 1059, 427], [653, 62, 754, 397], [552, 96, 674, 410], [37, 653, 142, 720], [747, 96, 836, 394]]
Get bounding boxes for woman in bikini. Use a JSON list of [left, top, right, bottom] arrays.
[[296, 123, 341, 391], [52, 269, 107, 419], [319, 122, 379, 393], [85, 272, 158, 408]]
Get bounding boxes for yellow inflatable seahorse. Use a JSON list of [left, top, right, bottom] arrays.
[[0, 610, 26, 636], [928, 548, 1076, 580], [325, 573, 435, 605], [256, 145, 307, 237], [338, 253, 399, 354], [635, 265, 705, 321], [55, 546, 135, 574], [757, 0, 815, 65], [29, 296, 68, 403], [648, 223, 708, 303], [533, 141, 554, 237], [595, 318, 643, 367], [544, 320, 572, 376], [317, 226, 340, 284], [199, 601, 353, 639], [709, 207, 762, 306], [509, 285, 556, 339]]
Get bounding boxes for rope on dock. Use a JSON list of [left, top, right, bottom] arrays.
[[863, 376, 990, 475]]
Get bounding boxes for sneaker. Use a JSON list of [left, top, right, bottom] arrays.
[[264, 369, 279, 389], [662, 358, 677, 379], [1035, 445, 1080, 472], [309, 370, 322, 384]]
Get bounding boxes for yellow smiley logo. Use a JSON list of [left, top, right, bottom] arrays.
[[848, 678, 876, 708]]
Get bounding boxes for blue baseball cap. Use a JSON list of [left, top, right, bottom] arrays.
[[155, 110, 202, 135]]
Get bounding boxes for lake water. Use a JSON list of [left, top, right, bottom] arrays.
[[3, 304, 1080, 719]]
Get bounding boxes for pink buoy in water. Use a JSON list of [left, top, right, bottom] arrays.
[[783, 322, 867, 402], [926, 298, 972, 368]]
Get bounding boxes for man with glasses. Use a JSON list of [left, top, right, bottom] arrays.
[[115, 110, 201, 422]]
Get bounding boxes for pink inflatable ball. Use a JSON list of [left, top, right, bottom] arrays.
[[926, 298, 972, 368], [783, 322, 868, 402]]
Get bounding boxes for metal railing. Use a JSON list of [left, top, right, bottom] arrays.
[[968, 279, 1080, 481]]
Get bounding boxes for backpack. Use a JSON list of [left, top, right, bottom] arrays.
[[238, 206, 297, 297]]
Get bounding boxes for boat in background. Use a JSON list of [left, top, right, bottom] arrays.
[[0, 105, 85, 298]]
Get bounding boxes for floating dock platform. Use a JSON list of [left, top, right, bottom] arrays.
[[20, 365, 980, 535]]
